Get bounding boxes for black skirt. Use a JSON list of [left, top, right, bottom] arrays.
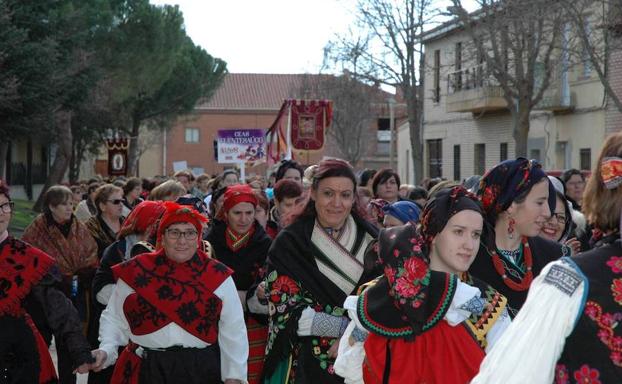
[[138, 345, 221, 384]]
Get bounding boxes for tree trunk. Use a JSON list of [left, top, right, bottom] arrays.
[[127, 115, 141, 176], [33, 110, 72, 212], [405, 84, 423, 184], [0, 141, 8, 181], [513, 103, 531, 158]]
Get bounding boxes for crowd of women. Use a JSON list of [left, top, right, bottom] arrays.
[[1, 132, 621, 384]]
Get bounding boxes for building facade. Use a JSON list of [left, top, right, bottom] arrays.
[[396, 14, 611, 183]]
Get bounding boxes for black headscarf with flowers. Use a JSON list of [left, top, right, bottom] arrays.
[[356, 223, 458, 340], [420, 186, 483, 253], [477, 158, 555, 226]]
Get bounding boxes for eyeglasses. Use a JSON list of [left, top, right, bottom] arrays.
[[0, 201, 14, 213], [106, 199, 123, 205], [547, 212, 567, 226], [165, 229, 198, 240]]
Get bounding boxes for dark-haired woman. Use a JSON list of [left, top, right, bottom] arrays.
[[275, 159, 304, 186], [121, 177, 144, 217], [205, 184, 272, 384], [263, 158, 381, 384], [471, 158, 569, 314], [0, 182, 94, 383], [472, 131, 622, 383], [370, 168, 400, 204], [22, 185, 99, 383], [335, 187, 510, 384]]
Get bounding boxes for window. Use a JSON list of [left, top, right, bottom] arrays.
[[530, 149, 542, 163], [185, 128, 199, 143], [474, 144, 486, 175], [500, 142, 508, 162], [453, 145, 461, 181], [433, 49, 441, 102], [428, 139, 443, 178], [580, 148, 591, 170], [377, 118, 390, 142], [455, 42, 462, 90]]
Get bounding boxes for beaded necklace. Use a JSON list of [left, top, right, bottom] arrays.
[[490, 236, 533, 291]]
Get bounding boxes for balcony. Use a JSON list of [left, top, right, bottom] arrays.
[[446, 65, 508, 113], [534, 62, 575, 112]]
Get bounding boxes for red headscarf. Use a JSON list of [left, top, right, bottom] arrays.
[[156, 201, 208, 249], [222, 184, 258, 214], [119, 200, 166, 239]]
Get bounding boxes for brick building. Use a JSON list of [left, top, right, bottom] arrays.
[[138, 73, 405, 178]]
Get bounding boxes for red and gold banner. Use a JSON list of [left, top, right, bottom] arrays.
[[290, 99, 332, 151]]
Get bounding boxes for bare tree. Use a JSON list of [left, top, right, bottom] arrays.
[[561, 0, 622, 113], [324, 0, 437, 183], [295, 73, 377, 166], [448, 0, 565, 156]]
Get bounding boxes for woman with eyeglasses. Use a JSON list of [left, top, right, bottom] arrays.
[[85, 184, 125, 259], [538, 177, 583, 255], [205, 184, 272, 384], [0, 181, 96, 383], [22, 185, 99, 383], [90, 202, 248, 384], [470, 158, 570, 315]]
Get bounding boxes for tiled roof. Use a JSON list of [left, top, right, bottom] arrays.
[[197, 73, 309, 111]]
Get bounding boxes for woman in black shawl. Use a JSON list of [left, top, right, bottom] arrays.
[[470, 158, 570, 313], [263, 159, 381, 384]]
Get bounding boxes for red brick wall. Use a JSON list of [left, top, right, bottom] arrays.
[[166, 110, 324, 177]]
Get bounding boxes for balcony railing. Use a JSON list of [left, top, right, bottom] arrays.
[[446, 64, 507, 113]]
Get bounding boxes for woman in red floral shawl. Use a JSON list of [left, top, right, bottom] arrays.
[[0, 181, 95, 383], [91, 202, 248, 384], [334, 186, 510, 384]]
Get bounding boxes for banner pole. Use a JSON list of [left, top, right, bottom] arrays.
[[240, 162, 246, 184], [286, 101, 292, 160]]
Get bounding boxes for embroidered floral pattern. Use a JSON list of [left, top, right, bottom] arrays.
[[612, 279, 622, 305], [606, 256, 622, 274], [572, 364, 601, 384], [584, 301, 622, 367], [390, 256, 431, 309], [554, 364, 569, 384], [265, 269, 345, 376]]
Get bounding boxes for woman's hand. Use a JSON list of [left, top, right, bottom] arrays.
[[256, 281, 266, 301], [89, 349, 107, 372], [564, 237, 582, 255], [328, 339, 340, 359]]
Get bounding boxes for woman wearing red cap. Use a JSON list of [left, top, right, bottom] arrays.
[[205, 184, 272, 384], [263, 159, 381, 384], [91, 202, 248, 384], [86, 200, 165, 384]]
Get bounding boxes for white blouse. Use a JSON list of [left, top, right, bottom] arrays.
[[99, 276, 249, 383]]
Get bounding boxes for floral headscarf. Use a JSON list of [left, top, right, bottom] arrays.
[[477, 158, 554, 225], [356, 223, 458, 340]]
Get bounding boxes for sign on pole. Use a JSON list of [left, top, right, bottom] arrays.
[[217, 129, 266, 164]]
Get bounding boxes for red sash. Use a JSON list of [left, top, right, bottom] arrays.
[[113, 249, 233, 343]]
